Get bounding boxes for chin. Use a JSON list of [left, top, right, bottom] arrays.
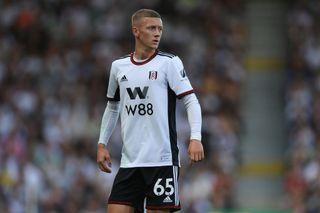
[[147, 46, 158, 51]]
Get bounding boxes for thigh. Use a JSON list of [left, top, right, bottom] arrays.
[[107, 204, 135, 213], [108, 168, 145, 212], [143, 166, 181, 212]]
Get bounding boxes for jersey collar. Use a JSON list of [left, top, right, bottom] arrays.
[[130, 49, 159, 65]]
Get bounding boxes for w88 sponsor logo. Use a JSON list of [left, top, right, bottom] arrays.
[[125, 103, 153, 116], [125, 86, 153, 116]]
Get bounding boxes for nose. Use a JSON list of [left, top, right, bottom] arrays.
[[155, 29, 161, 37]]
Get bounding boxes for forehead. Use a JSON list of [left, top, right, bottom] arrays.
[[138, 17, 162, 26]]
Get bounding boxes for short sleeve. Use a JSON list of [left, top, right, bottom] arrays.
[[167, 56, 194, 98], [106, 62, 120, 101]]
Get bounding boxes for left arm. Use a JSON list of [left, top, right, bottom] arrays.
[[182, 93, 204, 162], [166, 56, 204, 162]]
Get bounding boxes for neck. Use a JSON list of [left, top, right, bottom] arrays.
[[134, 47, 157, 60]]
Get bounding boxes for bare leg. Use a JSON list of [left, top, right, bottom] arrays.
[[107, 204, 135, 213]]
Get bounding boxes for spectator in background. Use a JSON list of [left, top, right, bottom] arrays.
[[0, 1, 246, 212], [285, 0, 320, 212]]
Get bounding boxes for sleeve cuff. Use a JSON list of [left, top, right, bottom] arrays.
[[190, 134, 201, 141], [98, 141, 107, 145]]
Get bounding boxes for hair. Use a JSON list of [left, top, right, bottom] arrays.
[[131, 9, 161, 26]]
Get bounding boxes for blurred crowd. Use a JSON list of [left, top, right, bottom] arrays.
[[284, 0, 320, 212], [0, 0, 246, 212]]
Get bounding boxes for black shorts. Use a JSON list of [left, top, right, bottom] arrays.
[[108, 166, 180, 212]]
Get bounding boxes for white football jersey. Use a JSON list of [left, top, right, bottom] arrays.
[[107, 50, 194, 168]]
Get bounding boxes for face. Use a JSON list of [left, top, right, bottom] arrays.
[[133, 17, 163, 50]]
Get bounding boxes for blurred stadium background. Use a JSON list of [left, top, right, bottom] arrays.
[[0, 0, 319, 212]]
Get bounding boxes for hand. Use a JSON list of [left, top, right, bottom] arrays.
[[97, 143, 112, 173], [188, 139, 204, 163]]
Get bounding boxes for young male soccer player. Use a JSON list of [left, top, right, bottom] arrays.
[[97, 9, 204, 213]]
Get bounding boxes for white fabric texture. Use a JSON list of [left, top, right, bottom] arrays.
[[182, 93, 202, 141], [97, 101, 120, 145]]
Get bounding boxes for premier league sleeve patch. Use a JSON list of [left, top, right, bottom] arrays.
[[180, 69, 186, 78]]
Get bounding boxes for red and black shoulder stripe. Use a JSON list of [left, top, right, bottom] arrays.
[[117, 53, 131, 60], [157, 51, 176, 58]]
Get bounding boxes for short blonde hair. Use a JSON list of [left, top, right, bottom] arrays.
[[131, 9, 161, 26]]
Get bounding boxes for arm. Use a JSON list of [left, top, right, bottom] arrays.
[[166, 56, 204, 161], [97, 101, 120, 173], [182, 93, 205, 162]]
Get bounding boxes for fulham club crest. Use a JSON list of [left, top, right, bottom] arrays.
[[149, 71, 158, 80]]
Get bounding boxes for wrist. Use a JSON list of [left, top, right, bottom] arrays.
[[190, 138, 201, 143], [190, 134, 201, 141], [98, 143, 106, 148]]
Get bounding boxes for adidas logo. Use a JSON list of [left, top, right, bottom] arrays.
[[163, 196, 172, 203], [120, 75, 128, 82]]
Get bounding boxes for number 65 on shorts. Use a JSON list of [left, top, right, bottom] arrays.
[[108, 166, 181, 212]]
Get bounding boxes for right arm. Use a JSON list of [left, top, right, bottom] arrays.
[[98, 61, 120, 173], [97, 101, 120, 173]]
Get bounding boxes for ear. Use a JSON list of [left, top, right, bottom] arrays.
[[132, 27, 139, 37]]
